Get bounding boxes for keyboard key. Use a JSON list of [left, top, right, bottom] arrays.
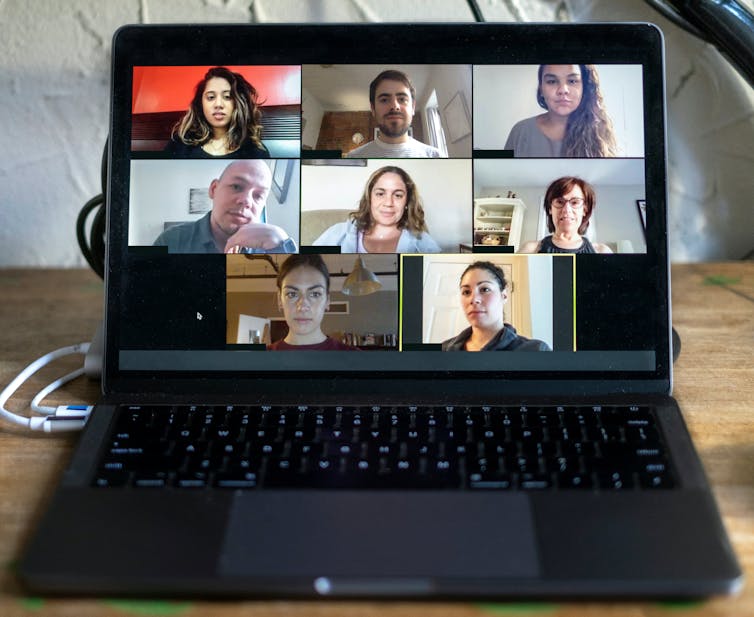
[[214, 472, 257, 488], [468, 472, 513, 490], [639, 471, 675, 489], [558, 472, 594, 489], [133, 472, 168, 488], [598, 471, 635, 490], [92, 470, 129, 487], [175, 472, 209, 488], [519, 473, 553, 490]]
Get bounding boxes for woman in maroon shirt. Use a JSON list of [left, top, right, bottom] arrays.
[[269, 255, 356, 351]]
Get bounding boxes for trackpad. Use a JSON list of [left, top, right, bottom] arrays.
[[219, 492, 540, 579]]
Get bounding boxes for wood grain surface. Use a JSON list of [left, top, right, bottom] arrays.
[[0, 264, 751, 617]]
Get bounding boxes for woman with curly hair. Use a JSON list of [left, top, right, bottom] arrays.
[[313, 165, 441, 253], [504, 64, 618, 158], [165, 66, 270, 158]]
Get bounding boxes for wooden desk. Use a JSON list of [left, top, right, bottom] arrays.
[[1, 264, 752, 617]]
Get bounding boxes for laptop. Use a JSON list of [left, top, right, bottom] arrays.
[[19, 23, 742, 597]]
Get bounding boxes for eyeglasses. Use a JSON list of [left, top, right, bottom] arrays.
[[551, 197, 585, 209]]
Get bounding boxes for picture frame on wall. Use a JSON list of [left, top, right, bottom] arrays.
[[443, 91, 471, 143], [271, 159, 295, 203], [636, 199, 647, 238]]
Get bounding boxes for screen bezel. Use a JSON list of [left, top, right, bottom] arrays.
[[105, 23, 671, 397]]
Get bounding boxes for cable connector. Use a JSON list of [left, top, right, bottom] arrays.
[[29, 413, 91, 433], [0, 343, 93, 433], [55, 404, 94, 417], [35, 405, 94, 432]]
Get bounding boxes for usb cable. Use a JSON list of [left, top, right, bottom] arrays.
[[0, 343, 94, 432]]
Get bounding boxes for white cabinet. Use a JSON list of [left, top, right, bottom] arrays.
[[473, 197, 526, 251]]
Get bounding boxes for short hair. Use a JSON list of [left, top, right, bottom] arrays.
[[536, 64, 617, 157], [172, 66, 264, 150], [369, 70, 416, 105], [276, 254, 331, 294], [349, 166, 428, 234], [460, 261, 508, 292], [543, 176, 595, 236]]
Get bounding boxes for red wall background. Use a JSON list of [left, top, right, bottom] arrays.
[[132, 66, 301, 113]]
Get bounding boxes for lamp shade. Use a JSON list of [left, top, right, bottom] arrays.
[[342, 257, 382, 296]]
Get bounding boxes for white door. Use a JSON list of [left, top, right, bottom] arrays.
[[236, 314, 271, 344]]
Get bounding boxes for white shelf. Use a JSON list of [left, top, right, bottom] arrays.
[[473, 197, 526, 250]]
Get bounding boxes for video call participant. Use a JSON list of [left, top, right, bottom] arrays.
[[153, 160, 296, 254], [504, 64, 618, 158], [518, 176, 612, 254], [442, 261, 551, 352], [313, 165, 441, 253], [164, 66, 271, 159], [345, 70, 443, 158], [269, 254, 356, 351]]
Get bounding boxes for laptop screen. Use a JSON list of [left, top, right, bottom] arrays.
[[107, 24, 670, 394]]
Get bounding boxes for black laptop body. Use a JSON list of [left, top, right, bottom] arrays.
[[18, 23, 742, 598]]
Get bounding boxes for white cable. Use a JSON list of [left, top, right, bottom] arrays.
[[31, 367, 87, 415], [0, 343, 93, 432]]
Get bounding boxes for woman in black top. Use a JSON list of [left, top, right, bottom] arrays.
[[441, 261, 551, 352], [165, 66, 270, 158]]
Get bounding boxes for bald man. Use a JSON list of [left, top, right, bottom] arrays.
[[154, 160, 297, 254]]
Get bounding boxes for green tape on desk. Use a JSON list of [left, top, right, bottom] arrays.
[[103, 600, 193, 616], [703, 275, 741, 286], [17, 597, 45, 611], [476, 603, 556, 614]]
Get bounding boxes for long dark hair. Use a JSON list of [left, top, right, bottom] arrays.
[[172, 66, 264, 150], [537, 64, 618, 157]]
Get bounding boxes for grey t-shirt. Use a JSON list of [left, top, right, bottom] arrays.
[[504, 115, 562, 157]]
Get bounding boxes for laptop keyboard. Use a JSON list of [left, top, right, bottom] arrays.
[[93, 405, 675, 491]]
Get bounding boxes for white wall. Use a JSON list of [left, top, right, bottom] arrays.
[[129, 159, 300, 246], [526, 256, 553, 346], [301, 159, 473, 251], [473, 64, 645, 157], [301, 86, 324, 150], [1, 0, 752, 265]]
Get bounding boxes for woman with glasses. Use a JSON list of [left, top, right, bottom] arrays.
[[518, 177, 613, 254], [504, 65, 618, 158]]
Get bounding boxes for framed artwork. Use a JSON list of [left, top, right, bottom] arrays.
[[326, 300, 349, 315], [271, 159, 295, 203], [636, 199, 647, 237], [188, 188, 211, 214], [443, 91, 471, 143]]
